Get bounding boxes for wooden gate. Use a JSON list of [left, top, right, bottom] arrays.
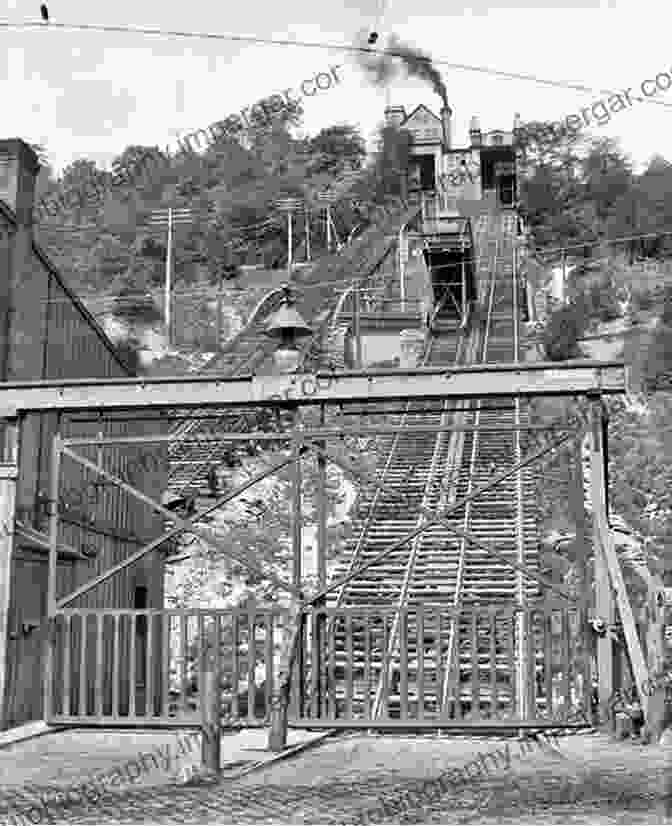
[[45, 598, 590, 729], [290, 598, 591, 729]]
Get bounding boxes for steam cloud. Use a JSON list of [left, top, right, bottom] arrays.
[[353, 29, 448, 107]]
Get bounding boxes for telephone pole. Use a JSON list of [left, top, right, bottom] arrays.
[[275, 198, 303, 279], [148, 206, 193, 343]]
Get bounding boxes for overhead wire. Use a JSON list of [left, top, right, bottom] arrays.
[[2, 20, 672, 112]]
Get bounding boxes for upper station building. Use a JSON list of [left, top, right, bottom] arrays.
[[385, 103, 519, 212]]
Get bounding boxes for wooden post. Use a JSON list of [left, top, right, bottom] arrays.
[[0, 420, 18, 729], [589, 399, 615, 729], [353, 281, 362, 369], [569, 435, 593, 714], [290, 431, 303, 718], [200, 622, 221, 775], [317, 404, 327, 589], [268, 601, 300, 751]]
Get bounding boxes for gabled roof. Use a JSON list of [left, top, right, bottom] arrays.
[[399, 103, 446, 129], [0, 199, 132, 375]]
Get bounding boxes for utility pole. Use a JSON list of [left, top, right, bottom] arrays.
[[305, 208, 311, 263], [148, 206, 193, 344], [275, 198, 303, 280]]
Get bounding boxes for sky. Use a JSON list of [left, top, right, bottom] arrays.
[[1, 0, 672, 177]]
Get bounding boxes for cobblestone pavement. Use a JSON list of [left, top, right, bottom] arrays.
[[1, 732, 669, 824]]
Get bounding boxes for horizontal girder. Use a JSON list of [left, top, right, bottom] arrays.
[[0, 360, 625, 414]]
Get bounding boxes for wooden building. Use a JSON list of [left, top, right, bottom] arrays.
[[387, 103, 519, 210], [0, 139, 168, 730]]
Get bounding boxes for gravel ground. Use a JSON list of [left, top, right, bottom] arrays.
[[1, 731, 669, 823]]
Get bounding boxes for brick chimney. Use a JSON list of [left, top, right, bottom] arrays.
[[0, 139, 40, 226], [0, 139, 40, 379], [469, 116, 482, 147], [440, 105, 452, 150], [384, 105, 407, 129]]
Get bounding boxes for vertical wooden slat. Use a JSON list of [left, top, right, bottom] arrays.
[[526, 609, 536, 717], [471, 610, 480, 719], [161, 613, 170, 718], [364, 615, 372, 721], [264, 611, 273, 721], [435, 609, 443, 716], [79, 614, 87, 716], [112, 614, 120, 720], [489, 609, 497, 719], [507, 609, 516, 718], [213, 614, 221, 729], [95, 614, 104, 719], [346, 612, 354, 720], [231, 610, 239, 719], [197, 613, 205, 720], [63, 615, 71, 717], [146, 611, 154, 718], [327, 612, 336, 720], [544, 602, 553, 719], [311, 610, 320, 719], [380, 615, 389, 719], [417, 607, 425, 720], [179, 615, 187, 715], [561, 608, 571, 718], [247, 601, 256, 722], [129, 614, 137, 717], [453, 609, 463, 721], [399, 608, 408, 720]]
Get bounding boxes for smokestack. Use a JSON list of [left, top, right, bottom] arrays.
[[440, 105, 452, 150], [469, 116, 482, 147], [0, 139, 40, 380]]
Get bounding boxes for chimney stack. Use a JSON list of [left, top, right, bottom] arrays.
[[384, 105, 407, 130], [0, 139, 40, 226], [0, 139, 40, 380], [440, 105, 452, 150], [469, 116, 482, 148]]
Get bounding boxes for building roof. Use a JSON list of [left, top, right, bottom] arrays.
[[0, 199, 132, 375]]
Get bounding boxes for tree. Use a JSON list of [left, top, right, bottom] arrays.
[[112, 274, 163, 325], [306, 125, 366, 177]]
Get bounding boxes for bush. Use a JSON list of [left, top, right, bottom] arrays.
[[113, 283, 163, 325], [115, 337, 143, 375], [542, 303, 585, 361]]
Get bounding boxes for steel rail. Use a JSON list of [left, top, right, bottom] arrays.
[[441, 236, 500, 712], [370, 324, 470, 717]]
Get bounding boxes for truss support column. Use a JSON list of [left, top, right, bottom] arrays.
[[589, 398, 615, 729], [43, 430, 62, 725], [290, 422, 304, 718], [0, 419, 19, 729], [317, 405, 327, 589], [569, 434, 593, 713]]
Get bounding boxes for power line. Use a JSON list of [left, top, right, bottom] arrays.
[[3, 20, 672, 112]]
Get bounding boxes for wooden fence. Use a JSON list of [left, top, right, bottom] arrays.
[[45, 599, 590, 728]]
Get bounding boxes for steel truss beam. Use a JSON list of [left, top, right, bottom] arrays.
[[61, 422, 573, 448], [52, 445, 309, 609], [0, 361, 625, 413]]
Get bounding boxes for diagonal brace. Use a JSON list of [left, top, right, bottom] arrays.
[[57, 445, 310, 607], [307, 432, 572, 606]]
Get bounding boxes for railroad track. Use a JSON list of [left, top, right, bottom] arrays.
[[322, 211, 540, 720]]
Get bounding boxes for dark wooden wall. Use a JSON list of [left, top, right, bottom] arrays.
[[1, 208, 168, 728]]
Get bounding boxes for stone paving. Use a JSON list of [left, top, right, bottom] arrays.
[[0, 730, 670, 824]]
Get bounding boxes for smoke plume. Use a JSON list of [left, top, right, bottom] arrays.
[[353, 30, 448, 107]]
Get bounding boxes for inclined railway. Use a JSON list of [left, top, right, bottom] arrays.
[[315, 211, 542, 721]]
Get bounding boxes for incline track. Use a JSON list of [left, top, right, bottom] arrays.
[[324, 211, 540, 720]]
